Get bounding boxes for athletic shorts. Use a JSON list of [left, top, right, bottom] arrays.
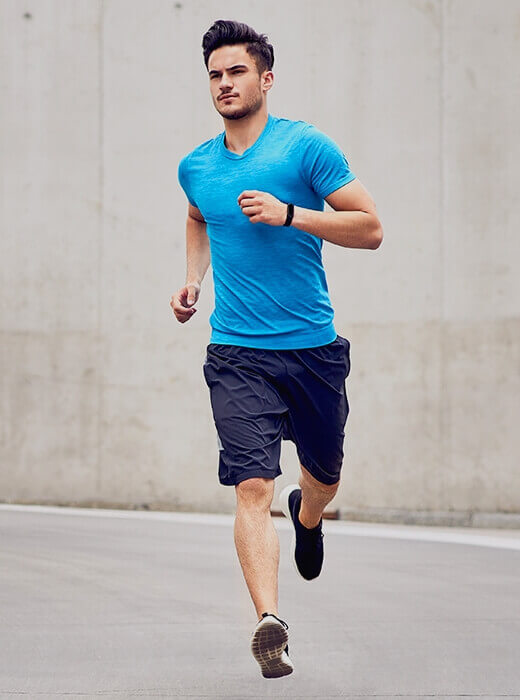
[[202, 334, 351, 486]]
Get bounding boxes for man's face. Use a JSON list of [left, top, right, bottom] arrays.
[[207, 44, 273, 120]]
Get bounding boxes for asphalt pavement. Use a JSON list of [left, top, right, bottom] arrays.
[[1, 504, 519, 699]]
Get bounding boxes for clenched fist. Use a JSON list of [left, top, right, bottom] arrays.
[[170, 282, 200, 323], [238, 190, 287, 226]]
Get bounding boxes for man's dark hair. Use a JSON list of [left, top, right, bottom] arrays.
[[202, 19, 274, 76]]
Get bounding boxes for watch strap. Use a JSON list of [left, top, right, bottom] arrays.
[[283, 203, 294, 227]]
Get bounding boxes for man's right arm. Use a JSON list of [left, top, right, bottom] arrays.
[[170, 203, 210, 323], [186, 203, 210, 287]]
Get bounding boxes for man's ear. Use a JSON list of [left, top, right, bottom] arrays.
[[262, 70, 274, 92]]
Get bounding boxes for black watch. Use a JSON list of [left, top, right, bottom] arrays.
[[283, 203, 294, 227]]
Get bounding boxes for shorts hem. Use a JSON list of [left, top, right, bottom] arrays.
[[298, 452, 341, 486], [219, 468, 282, 487]]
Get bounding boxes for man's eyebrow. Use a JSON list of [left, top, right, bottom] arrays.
[[208, 64, 248, 75]]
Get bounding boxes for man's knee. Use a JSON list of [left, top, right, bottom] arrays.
[[235, 477, 274, 511]]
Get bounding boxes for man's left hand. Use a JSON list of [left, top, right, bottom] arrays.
[[238, 190, 287, 226]]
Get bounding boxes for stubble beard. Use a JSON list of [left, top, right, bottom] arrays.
[[216, 86, 263, 121]]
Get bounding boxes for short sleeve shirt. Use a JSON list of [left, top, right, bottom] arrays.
[[177, 113, 356, 349]]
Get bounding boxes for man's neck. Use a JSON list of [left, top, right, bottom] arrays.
[[223, 108, 269, 156]]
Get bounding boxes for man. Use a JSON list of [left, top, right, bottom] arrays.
[[171, 19, 383, 679]]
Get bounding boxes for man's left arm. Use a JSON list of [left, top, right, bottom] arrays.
[[292, 179, 383, 249], [237, 180, 383, 250]]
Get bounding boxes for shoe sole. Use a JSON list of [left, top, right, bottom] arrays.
[[250, 617, 293, 678], [279, 483, 307, 581]]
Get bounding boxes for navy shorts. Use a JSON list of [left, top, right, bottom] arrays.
[[202, 334, 351, 486]]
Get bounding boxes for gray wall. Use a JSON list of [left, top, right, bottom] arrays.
[[1, 0, 519, 519]]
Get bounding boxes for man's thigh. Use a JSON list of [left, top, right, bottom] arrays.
[[203, 344, 288, 486], [281, 335, 351, 485]]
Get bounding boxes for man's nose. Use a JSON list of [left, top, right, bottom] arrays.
[[219, 73, 233, 90]]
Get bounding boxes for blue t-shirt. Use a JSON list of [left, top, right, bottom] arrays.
[[177, 113, 356, 349]]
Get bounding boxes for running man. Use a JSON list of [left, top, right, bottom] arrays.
[[171, 19, 383, 678]]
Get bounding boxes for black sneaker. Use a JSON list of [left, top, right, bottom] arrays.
[[250, 612, 294, 678], [279, 484, 324, 580]]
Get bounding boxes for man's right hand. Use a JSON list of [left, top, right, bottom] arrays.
[[170, 282, 201, 323]]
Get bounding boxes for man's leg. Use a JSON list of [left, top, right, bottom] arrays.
[[234, 476, 279, 620], [298, 463, 340, 528], [279, 463, 340, 581]]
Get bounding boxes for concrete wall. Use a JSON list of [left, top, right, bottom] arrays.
[[1, 0, 519, 520]]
